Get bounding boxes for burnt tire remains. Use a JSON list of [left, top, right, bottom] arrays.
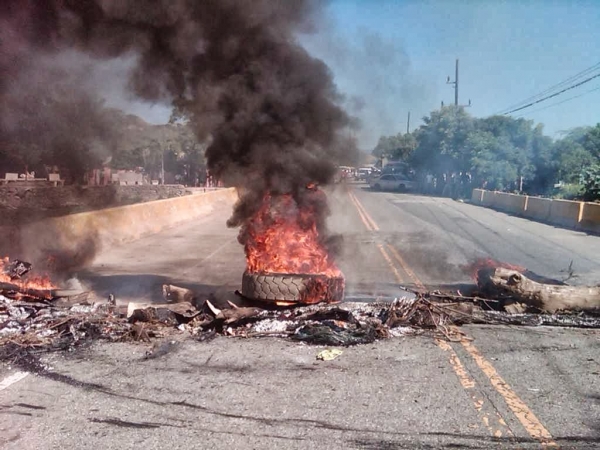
[[241, 271, 345, 304]]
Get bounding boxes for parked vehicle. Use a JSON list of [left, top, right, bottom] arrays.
[[356, 167, 372, 181], [369, 174, 416, 192], [381, 161, 410, 176]]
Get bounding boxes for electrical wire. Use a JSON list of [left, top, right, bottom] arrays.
[[502, 72, 600, 115], [495, 61, 600, 115], [512, 84, 600, 118]]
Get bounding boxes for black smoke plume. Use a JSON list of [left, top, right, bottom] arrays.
[[1, 1, 355, 256]]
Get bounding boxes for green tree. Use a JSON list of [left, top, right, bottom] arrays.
[[580, 164, 600, 201], [372, 133, 417, 161], [466, 130, 523, 190], [474, 115, 536, 190], [528, 124, 555, 194], [553, 139, 594, 183], [552, 125, 599, 187], [411, 106, 474, 174], [582, 123, 600, 159]]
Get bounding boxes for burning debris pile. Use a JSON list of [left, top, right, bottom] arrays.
[[3, 256, 600, 363], [0, 286, 446, 360], [1, 257, 55, 300]]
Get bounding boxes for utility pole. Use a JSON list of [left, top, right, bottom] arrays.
[[446, 58, 472, 109], [161, 144, 167, 185], [455, 58, 459, 106], [446, 58, 459, 106], [406, 111, 411, 134]]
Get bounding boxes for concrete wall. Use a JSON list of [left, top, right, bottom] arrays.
[[471, 189, 484, 203], [470, 189, 600, 234], [549, 199, 582, 228], [523, 196, 552, 222], [18, 188, 238, 264], [579, 202, 600, 234], [481, 190, 496, 207], [493, 192, 526, 215]]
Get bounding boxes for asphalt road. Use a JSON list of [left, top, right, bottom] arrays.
[[1, 184, 599, 449]]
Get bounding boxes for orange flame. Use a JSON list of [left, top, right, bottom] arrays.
[[465, 258, 526, 282], [245, 192, 342, 279], [245, 192, 343, 303], [0, 256, 56, 293]]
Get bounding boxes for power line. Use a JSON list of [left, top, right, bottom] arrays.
[[496, 61, 600, 114], [513, 84, 600, 118], [495, 61, 600, 114], [502, 71, 600, 115]]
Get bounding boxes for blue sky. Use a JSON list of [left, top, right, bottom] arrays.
[[301, 0, 600, 148]]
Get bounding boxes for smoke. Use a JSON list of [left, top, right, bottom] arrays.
[[0, 51, 116, 180], [301, 22, 436, 149], [0, 0, 350, 212], [1, 1, 354, 240]]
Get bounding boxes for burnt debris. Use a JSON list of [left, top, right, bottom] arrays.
[[3, 259, 32, 280], [4, 281, 600, 363]]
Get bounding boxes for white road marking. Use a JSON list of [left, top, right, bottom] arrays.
[[0, 371, 29, 391]]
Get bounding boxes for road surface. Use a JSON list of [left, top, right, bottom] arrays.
[[1, 184, 599, 449]]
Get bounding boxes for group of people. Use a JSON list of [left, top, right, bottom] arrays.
[[418, 172, 473, 199]]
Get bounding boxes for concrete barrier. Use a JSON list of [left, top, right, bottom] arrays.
[[481, 190, 496, 207], [19, 188, 238, 263], [471, 189, 484, 204], [471, 189, 600, 234], [548, 199, 583, 228], [493, 192, 526, 215], [522, 196, 552, 222], [579, 202, 600, 234]]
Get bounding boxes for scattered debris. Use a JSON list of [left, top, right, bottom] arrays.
[[162, 284, 197, 304], [144, 340, 180, 360], [3, 259, 32, 280], [316, 349, 343, 361], [2, 259, 600, 362]]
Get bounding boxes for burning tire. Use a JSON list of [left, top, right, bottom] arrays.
[[241, 271, 345, 305]]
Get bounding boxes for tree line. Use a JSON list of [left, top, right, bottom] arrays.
[[372, 106, 600, 201], [0, 107, 208, 186]]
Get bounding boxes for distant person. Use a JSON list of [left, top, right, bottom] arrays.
[[426, 173, 434, 194]]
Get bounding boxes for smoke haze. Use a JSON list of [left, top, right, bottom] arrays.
[[301, 19, 436, 149], [1, 0, 355, 230]]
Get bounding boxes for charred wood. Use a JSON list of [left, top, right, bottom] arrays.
[[162, 284, 196, 304], [0, 282, 53, 300]]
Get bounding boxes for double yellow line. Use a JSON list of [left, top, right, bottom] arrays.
[[347, 189, 557, 447], [348, 190, 379, 231]]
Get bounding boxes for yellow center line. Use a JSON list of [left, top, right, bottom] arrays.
[[436, 339, 513, 438], [349, 191, 379, 231], [347, 190, 401, 281], [347, 188, 557, 444], [376, 243, 404, 284], [385, 244, 427, 291], [348, 190, 375, 231], [461, 340, 558, 447]]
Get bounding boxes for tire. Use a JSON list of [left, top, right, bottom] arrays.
[[373, 184, 381, 191], [397, 184, 406, 192], [241, 271, 345, 303]]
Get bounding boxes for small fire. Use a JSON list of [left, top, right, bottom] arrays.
[[465, 258, 526, 282], [0, 256, 56, 293], [244, 192, 341, 278]]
